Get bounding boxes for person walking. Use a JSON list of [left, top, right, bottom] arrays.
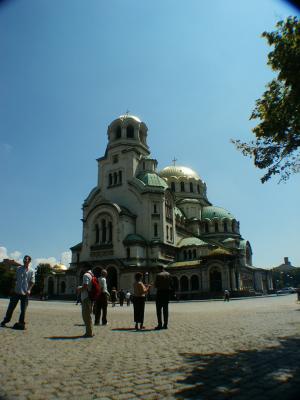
[[118, 289, 125, 307], [133, 272, 151, 330], [77, 267, 94, 338], [110, 287, 117, 307], [154, 267, 172, 330], [94, 269, 109, 326], [1, 255, 35, 330], [224, 289, 230, 302], [126, 290, 131, 306]]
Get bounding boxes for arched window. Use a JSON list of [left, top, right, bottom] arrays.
[[188, 250, 192, 259], [118, 170, 122, 184], [172, 276, 179, 291], [60, 281, 66, 294], [171, 182, 175, 192], [154, 223, 158, 237], [193, 249, 196, 259], [190, 182, 194, 192], [165, 194, 173, 221], [183, 250, 187, 260], [127, 125, 134, 138], [166, 226, 169, 240], [180, 276, 189, 291], [232, 221, 235, 232], [224, 222, 228, 232], [180, 182, 185, 192], [215, 222, 219, 232], [170, 227, 173, 241], [191, 275, 199, 291], [114, 172, 118, 185], [153, 203, 157, 213], [116, 126, 121, 139], [95, 224, 99, 243], [101, 219, 107, 243], [109, 173, 112, 186], [108, 221, 113, 242], [197, 184, 200, 193], [126, 247, 130, 259], [204, 222, 209, 233]]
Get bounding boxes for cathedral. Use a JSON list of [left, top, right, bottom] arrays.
[[44, 114, 273, 298]]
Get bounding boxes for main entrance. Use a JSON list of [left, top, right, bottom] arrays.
[[210, 268, 222, 292]]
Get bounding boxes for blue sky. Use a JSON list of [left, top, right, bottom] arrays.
[[0, 0, 299, 269]]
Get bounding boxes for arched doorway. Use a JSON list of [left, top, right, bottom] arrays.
[[107, 266, 118, 291], [210, 268, 222, 292], [172, 276, 179, 291], [180, 276, 189, 291], [191, 275, 199, 291], [60, 281, 66, 294], [48, 277, 54, 296]]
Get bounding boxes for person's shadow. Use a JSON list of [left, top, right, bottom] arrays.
[[112, 327, 157, 332], [45, 335, 91, 340]]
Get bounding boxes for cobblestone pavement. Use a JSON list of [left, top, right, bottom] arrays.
[[0, 295, 300, 400]]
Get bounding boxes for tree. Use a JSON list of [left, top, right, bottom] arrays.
[[33, 263, 52, 296], [232, 17, 300, 183], [0, 264, 16, 296]]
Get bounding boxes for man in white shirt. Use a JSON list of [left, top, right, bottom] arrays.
[[1, 255, 35, 330], [77, 267, 94, 337], [94, 269, 109, 326]]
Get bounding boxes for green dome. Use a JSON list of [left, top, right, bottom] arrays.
[[202, 206, 235, 220], [137, 172, 168, 189]]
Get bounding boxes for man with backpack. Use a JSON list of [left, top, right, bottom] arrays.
[[78, 266, 100, 338]]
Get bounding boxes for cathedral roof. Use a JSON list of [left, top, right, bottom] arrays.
[[202, 206, 235, 220], [167, 260, 202, 269], [174, 206, 186, 218], [123, 234, 147, 245], [159, 165, 201, 180], [177, 237, 207, 248], [207, 248, 234, 257], [136, 172, 169, 189]]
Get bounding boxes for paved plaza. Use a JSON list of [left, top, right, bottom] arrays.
[[0, 295, 300, 400]]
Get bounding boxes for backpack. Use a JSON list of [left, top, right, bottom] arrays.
[[87, 272, 101, 301]]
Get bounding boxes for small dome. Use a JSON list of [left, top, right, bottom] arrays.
[[53, 263, 68, 271], [159, 165, 201, 180], [202, 206, 235, 220], [118, 114, 141, 123]]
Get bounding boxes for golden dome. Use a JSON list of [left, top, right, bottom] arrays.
[[118, 114, 141, 123], [53, 263, 68, 271], [159, 165, 201, 180]]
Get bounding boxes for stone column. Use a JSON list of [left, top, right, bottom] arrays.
[[231, 269, 236, 290], [222, 266, 230, 290], [202, 269, 209, 291]]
